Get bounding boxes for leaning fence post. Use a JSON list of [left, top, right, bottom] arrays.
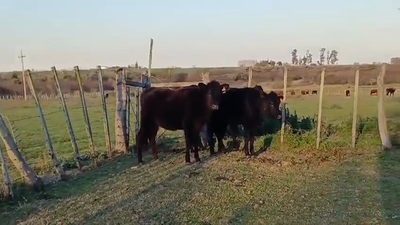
[[52, 66, 82, 170], [0, 113, 44, 191], [0, 143, 13, 200], [280, 66, 288, 145], [377, 63, 392, 150], [351, 67, 360, 149], [74, 66, 97, 165], [97, 66, 112, 159], [316, 68, 326, 149], [25, 70, 66, 180]]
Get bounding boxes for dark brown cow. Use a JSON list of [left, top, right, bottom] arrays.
[[301, 90, 309, 95], [370, 89, 378, 96], [136, 81, 222, 164], [386, 88, 396, 96], [345, 90, 350, 97], [207, 85, 282, 157], [290, 90, 296, 96], [311, 90, 317, 95]]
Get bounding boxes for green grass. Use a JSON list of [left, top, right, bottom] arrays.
[[0, 93, 399, 224]]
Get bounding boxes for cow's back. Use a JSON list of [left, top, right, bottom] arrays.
[[141, 87, 209, 130]]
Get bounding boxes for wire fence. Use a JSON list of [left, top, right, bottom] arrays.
[[0, 64, 398, 201]]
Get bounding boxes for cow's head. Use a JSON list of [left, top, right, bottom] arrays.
[[256, 87, 281, 120], [198, 80, 222, 110]]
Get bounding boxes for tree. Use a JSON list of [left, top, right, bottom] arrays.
[[301, 56, 307, 65], [277, 61, 283, 66], [319, 48, 326, 65], [326, 50, 331, 65], [305, 50, 313, 65], [134, 61, 139, 69], [329, 50, 339, 64], [291, 49, 299, 65]]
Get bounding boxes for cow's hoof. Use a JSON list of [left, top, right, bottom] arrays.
[[185, 162, 192, 166], [196, 160, 203, 164]]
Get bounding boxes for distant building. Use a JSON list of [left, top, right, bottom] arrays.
[[390, 57, 400, 64], [237, 60, 257, 68]]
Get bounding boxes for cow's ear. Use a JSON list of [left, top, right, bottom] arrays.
[[254, 85, 263, 91], [198, 83, 207, 90]]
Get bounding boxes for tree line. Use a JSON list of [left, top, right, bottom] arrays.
[[291, 48, 339, 66]]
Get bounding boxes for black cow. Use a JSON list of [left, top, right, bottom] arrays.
[[136, 81, 222, 164], [345, 90, 350, 97], [386, 88, 396, 96], [207, 85, 281, 157]]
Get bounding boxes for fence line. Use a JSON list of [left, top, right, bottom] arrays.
[[0, 42, 396, 202]]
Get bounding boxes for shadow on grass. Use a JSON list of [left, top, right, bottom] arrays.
[[228, 149, 396, 224], [378, 109, 400, 224]]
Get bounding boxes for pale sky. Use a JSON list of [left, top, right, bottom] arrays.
[[0, 0, 399, 71]]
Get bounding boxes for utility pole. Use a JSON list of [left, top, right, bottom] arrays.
[[18, 50, 27, 100]]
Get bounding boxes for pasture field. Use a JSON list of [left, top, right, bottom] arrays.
[[0, 90, 399, 224]]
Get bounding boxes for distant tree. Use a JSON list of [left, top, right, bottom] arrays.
[[277, 61, 283, 66], [134, 61, 139, 69], [305, 50, 313, 65], [269, 60, 276, 67], [291, 49, 299, 65], [301, 56, 307, 65], [326, 50, 331, 65], [329, 50, 339, 64], [319, 48, 326, 65]]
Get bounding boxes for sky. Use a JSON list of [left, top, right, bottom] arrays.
[[0, 0, 399, 71]]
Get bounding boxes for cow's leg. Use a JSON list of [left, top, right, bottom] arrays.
[[207, 123, 216, 155], [243, 129, 250, 156], [136, 127, 148, 164], [229, 123, 240, 151], [183, 120, 198, 164], [148, 123, 159, 160], [249, 129, 256, 156]]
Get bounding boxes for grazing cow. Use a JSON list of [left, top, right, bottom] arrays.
[[386, 88, 396, 96], [290, 90, 296, 96], [136, 81, 223, 164], [207, 85, 282, 157], [311, 90, 317, 95], [345, 90, 350, 97], [370, 89, 378, 96], [301, 90, 310, 95]]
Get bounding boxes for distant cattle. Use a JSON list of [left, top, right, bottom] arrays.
[[207, 85, 282, 157], [345, 90, 350, 97], [370, 89, 378, 96], [136, 81, 223, 164], [290, 90, 296, 96], [386, 88, 396, 96], [311, 90, 317, 95], [301, 90, 310, 95]]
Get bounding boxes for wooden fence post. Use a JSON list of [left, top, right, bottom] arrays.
[[52, 66, 82, 170], [0, 143, 13, 200], [247, 67, 253, 87], [316, 68, 326, 149], [280, 66, 288, 145], [115, 68, 128, 154], [351, 67, 360, 149], [25, 70, 66, 180], [74, 66, 97, 164], [148, 38, 154, 83], [122, 69, 131, 151], [97, 66, 112, 159], [0, 113, 44, 191], [377, 63, 392, 150]]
